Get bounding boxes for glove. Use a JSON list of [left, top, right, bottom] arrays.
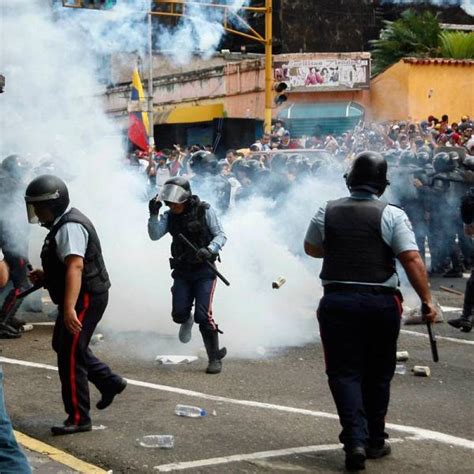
[[148, 196, 162, 216], [196, 247, 214, 262]]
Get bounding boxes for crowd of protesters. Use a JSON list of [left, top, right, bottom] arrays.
[[128, 113, 474, 279]]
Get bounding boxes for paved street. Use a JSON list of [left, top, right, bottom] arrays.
[[1, 276, 473, 473]]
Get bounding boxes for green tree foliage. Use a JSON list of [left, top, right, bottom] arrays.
[[440, 31, 474, 59], [371, 10, 441, 74]]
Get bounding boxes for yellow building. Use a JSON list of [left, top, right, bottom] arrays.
[[370, 57, 474, 122]]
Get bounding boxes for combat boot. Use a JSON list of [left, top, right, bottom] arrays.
[[201, 329, 227, 374], [178, 316, 194, 343], [448, 315, 472, 332]]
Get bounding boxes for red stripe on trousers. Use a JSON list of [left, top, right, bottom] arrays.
[[207, 279, 217, 330], [70, 293, 90, 425]]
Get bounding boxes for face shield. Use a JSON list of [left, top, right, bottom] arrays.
[[24, 190, 60, 224], [158, 183, 190, 204]]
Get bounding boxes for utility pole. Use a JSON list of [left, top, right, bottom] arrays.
[[147, 11, 155, 150], [264, 0, 273, 134]]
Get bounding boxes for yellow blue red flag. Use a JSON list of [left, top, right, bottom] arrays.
[[128, 68, 150, 151]]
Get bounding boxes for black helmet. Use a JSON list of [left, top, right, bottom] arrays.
[[345, 151, 389, 194], [433, 152, 455, 173], [24, 174, 69, 224], [416, 151, 431, 165], [159, 176, 192, 203], [462, 156, 474, 171], [399, 150, 417, 167], [2, 154, 27, 180], [189, 151, 218, 175]]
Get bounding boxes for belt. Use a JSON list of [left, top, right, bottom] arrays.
[[324, 283, 397, 295]]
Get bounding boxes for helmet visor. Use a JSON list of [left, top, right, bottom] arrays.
[[158, 183, 190, 204], [26, 203, 40, 224]]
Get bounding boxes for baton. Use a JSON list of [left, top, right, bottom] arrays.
[[422, 303, 439, 363], [178, 233, 230, 286]]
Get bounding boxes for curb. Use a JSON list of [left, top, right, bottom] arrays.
[[14, 430, 108, 473]]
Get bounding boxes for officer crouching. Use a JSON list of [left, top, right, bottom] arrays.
[[304, 152, 437, 471], [148, 177, 227, 374]]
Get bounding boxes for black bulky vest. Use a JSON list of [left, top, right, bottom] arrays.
[[167, 196, 214, 269], [320, 197, 396, 283], [41, 208, 111, 305]]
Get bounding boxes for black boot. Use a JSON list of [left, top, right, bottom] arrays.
[[448, 314, 472, 332], [201, 329, 227, 374]]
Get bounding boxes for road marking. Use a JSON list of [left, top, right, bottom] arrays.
[[153, 443, 341, 472], [401, 329, 474, 346], [1, 356, 473, 451], [153, 438, 405, 472], [14, 430, 107, 473]]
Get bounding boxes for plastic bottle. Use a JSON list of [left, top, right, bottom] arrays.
[[395, 364, 406, 375], [138, 435, 174, 449], [174, 404, 207, 417]]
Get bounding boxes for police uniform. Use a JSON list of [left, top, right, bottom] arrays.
[[305, 191, 418, 455], [148, 196, 226, 334], [42, 206, 124, 427]]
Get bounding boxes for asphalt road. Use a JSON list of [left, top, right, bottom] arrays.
[[1, 276, 473, 473]]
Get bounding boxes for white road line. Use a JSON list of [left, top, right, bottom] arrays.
[[153, 439, 406, 472], [401, 329, 474, 346], [1, 356, 473, 450], [153, 443, 342, 472]]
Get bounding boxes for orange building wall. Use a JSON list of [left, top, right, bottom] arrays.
[[407, 63, 474, 121], [370, 61, 410, 122], [370, 59, 474, 122]]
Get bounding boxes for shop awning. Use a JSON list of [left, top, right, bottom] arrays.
[[156, 103, 224, 125], [277, 101, 365, 136]]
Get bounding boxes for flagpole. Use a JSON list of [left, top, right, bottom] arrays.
[[147, 10, 155, 151]]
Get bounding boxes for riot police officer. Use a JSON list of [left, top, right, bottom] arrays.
[[188, 151, 231, 214], [148, 177, 227, 374], [25, 175, 126, 435], [304, 152, 436, 471], [448, 187, 474, 332]]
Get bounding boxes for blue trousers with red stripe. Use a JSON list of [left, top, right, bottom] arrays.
[[171, 266, 218, 333], [52, 292, 123, 425], [317, 291, 402, 450]]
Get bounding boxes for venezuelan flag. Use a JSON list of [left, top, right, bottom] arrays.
[[128, 68, 150, 151]]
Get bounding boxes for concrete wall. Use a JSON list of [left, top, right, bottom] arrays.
[[370, 59, 474, 122]]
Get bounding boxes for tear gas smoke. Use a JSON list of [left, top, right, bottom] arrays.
[[380, 0, 474, 16], [0, 0, 331, 359]]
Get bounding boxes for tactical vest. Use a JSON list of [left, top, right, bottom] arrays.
[[320, 197, 396, 283], [168, 196, 214, 269], [41, 208, 111, 305]]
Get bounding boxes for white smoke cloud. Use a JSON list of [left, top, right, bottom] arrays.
[[381, 0, 474, 16], [1, 0, 332, 359]]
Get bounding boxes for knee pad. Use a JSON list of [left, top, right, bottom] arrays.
[[172, 311, 191, 324]]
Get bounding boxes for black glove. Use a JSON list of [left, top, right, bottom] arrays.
[[196, 247, 214, 262], [148, 196, 162, 216]]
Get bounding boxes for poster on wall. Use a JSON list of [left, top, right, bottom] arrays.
[[274, 56, 370, 92]]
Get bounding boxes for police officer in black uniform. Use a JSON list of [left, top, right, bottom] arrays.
[[148, 177, 227, 374], [304, 152, 437, 471], [25, 175, 126, 435]]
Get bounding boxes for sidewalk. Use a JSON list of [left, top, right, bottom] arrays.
[[15, 431, 107, 474]]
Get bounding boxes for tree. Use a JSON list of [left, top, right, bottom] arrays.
[[370, 10, 441, 75], [440, 31, 474, 59]]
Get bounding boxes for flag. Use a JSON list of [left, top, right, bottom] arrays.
[[128, 68, 150, 151]]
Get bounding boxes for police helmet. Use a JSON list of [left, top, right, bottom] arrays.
[[399, 150, 418, 167], [24, 174, 69, 224], [188, 151, 218, 176], [416, 151, 431, 166], [159, 177, 192, 204], [345, 151, 390, 194], [433, 152, 455, 174], [2, 154, 27, 180], [462, 156, 474, 171]]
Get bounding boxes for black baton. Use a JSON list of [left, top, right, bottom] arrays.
[[178, 233, 230, 287], [17, 284, 43, 299], [422, 303, 439, 362]]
